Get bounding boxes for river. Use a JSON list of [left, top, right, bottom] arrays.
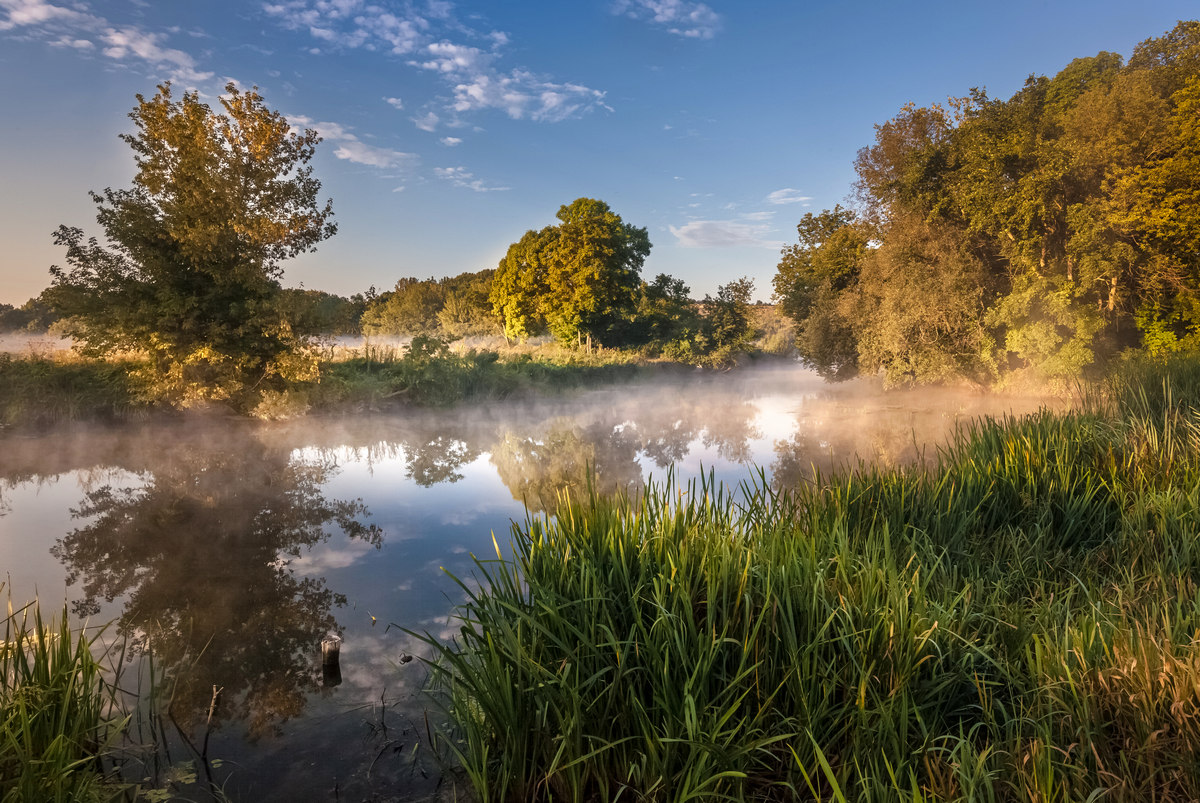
[[0, 365, 1051, 801]]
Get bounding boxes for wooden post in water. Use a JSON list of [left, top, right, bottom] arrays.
[[321, 633, 342, 688]]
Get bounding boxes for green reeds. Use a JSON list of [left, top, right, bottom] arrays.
[[421, 356, 1200, 801], [1, 594, 128, 802]]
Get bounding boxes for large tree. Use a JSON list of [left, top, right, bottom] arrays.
[[47, 82, 336, 407], [490, 198, 651, 347]]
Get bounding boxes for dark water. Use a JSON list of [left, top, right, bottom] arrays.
[[0, 366, 1051, 801]]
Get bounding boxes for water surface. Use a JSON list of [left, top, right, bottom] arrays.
[[0, 366, 1051, 800]]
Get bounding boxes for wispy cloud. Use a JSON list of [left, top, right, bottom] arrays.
[[766, 188, 812, 205], [412, 110, 440, 132], [290, 113, 418, 169], [439, 136, 462, 146], [670, 220, 776, 248], [263, 0, 608, 125], [449, 69, 609, 122], [384, 96, 404, 109], [264, 0, 427, 53], [434, 165, 508, 192], [613, 0, 721, 39], [0, 0, 213, 83]]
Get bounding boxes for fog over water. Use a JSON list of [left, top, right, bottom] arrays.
[[0, 365, 1056, 800]]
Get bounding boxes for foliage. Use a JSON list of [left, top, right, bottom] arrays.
[[1, 596, 129, 802], [46, 82, 335, 409], [276, 288, 367, 336], [0, 292, 60, 334], [361, 277, 446, 337], [772, 207, 868, 378], [490, 198, 651, 347], [775, 21, 1200, 386], [421, 353, 1200, 801]]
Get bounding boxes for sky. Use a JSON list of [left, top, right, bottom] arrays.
[[0, 0, 1196, 306]]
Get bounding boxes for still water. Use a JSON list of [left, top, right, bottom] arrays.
[[0, 366, 1050, 801]]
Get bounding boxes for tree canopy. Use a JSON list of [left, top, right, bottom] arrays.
[[775, 20, 1200, 386], [490, 198, 651, 346], [47, 82, 336, 407]]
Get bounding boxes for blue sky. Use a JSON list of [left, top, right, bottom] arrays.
[[0, 0, 1195, 306]]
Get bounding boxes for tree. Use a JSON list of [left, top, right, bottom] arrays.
[[490, 198, 651, 347], [47, 82, 336, 407], [703, 277, 755, 351], [360, 277, 445, 337], [773, 206, 869, 379]]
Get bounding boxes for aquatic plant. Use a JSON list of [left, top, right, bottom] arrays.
[[0, 594, 129, 802]]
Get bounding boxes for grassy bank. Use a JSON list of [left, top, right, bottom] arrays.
[[0, 354, 150, 429], [422, 353, 1200, 801], [0, 339, 707, 427]]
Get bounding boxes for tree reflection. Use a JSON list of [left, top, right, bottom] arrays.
[[490, 418, 644, 512], [488, 391, 762, 511], [51, 430, 382, 741]]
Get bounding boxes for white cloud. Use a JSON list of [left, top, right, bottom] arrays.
[[0, 0, 213, 82], [0, 0, 95, 32], [670, 220, 776, 248], [384, 96, 404, 109], [412, 110, 440, 132], [290, 113, 417, 169], [263, 1, 607, 125], [439, 136, 462, 146], [263, 0, 427, 54], [412, 41, 493, 74], [50, 35, 93, 49], [434, 166, 508, 192], [766, 188, 813, 205], [451, 70, 608, 122], [101, 26, 213, 83], [392, 185, 406, 192], [334, 140, 417, 168], [614, 0, 721, 39]]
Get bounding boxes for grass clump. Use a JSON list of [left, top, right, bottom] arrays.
[[421, 355, 1200, 802], [1, 595, 130, 802]]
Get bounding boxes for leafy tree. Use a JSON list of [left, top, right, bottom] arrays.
[[855, 214, 996, 385], [277, 288, 367, 336], [703, 277, 756, 351], [490, 198, 651, 347], [436, 269, 501, 338], [628, 273, 701, 349], [46, 82, 336, 407], [773, 206, 868, 379], [361, 277, 445, 337], [0, 292, 60, 333]]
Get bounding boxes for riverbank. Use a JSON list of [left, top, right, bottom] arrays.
[[424, 351, 1200, 801], [0, 340, 785, 429]]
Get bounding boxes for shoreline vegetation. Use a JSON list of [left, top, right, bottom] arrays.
[[0, 306, 794, 430], [420, 351, 1200, 802]]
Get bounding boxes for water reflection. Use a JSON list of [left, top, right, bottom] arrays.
[[48, 427, 382, 741]]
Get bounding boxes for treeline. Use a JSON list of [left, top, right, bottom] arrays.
[[774, 20, 1200, 386], [358, 198, 763, 366]]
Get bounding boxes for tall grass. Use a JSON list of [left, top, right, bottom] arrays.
[[1, 594, 130, 801], [421, 355, 1200, 802]]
